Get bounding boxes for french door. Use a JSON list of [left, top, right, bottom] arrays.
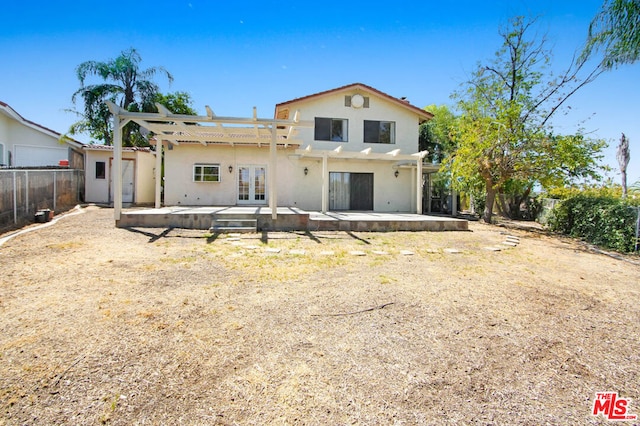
[[237, 165, 267, 205]]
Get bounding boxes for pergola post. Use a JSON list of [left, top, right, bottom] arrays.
[[269, 123, 277, 220], [416, 157, 423, 214], [113, 116, 123, 221], [154, 140, 163, 209], [321, 152, 328, 213]]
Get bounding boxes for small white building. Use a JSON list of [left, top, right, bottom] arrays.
[[161, 83, 432, 213], [83, 145, 156, 205], [0, 101, 83, 167]]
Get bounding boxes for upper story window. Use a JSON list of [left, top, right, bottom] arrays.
[[193, 164, 221, 182], [315, 117, 348, 142], [364, 120, 395, 144]]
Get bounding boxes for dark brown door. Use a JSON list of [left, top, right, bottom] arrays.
[[349, 173, 373, 210]]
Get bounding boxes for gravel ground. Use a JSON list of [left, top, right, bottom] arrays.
[[1, 205, 639, 425]]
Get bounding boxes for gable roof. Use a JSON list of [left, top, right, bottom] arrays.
[[0, 100, 84, 148], [274, 83, 434, 122]]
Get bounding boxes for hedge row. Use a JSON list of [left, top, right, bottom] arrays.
[[548, 195, 639, 253]]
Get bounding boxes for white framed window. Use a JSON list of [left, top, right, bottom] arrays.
[[193, 164, 221, 182], [364, 120, 395, 144], [315, 117, 348, 142]]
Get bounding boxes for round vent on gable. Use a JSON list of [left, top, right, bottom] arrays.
[[351, 94, 365, 108]]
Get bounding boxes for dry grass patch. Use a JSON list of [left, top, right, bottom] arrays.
[[1, 206, 639, 424]]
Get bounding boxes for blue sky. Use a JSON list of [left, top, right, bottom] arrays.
[[1, 0, 638, 185]]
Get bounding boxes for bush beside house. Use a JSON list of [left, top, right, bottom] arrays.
[[547, 194, 640, 253]]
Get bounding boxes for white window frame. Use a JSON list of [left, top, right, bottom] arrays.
[[193, 164, 221, 182]]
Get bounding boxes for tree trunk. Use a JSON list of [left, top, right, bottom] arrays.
[[483, 185, 497, 223]]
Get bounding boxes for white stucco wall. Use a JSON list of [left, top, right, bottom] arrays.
[[84, 151, 110, 203], [161, 86, 425, 212], [284, 90, 422, 155], [84, 149, 155, 204], [164, 144, 416, 212], [164, 144, 300, 206], [134, 151, 156, 204], [0, 111, 67, 167], [290, 157, 414, 212]]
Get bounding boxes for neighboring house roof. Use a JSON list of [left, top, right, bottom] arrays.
[[0, 100, 84, 149], [274, 83, 434, 122]]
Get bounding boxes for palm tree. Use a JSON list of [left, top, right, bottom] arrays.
[[582, 0, 640, 69], [618, 133, 631, 197], [70, 48, 173, 146]]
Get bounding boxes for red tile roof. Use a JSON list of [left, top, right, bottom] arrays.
[[274, 83, 434, 122]]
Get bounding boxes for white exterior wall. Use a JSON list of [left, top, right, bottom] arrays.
[[134, 151, 156, 204], [0, 114, 8, 165], [161, 86, 425, 212], [290, 91, 421, 154], [164, 144, 300, 206], [85, 150, 111, 203], [290, 157, 414, 212], [0, 112, 67, 167], [84, 150, 156, 204], [286, 90, 422, 212]]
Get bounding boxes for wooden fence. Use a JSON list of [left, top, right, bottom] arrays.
[[0, 169, 84, 230]]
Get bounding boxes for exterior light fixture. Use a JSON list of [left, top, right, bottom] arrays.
[[228, 165, 233, 173], [394, 170, 399, 178], [304, 167, 309, 176]]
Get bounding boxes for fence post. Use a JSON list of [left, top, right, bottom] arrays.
[[25, 171, 29, 217], [12, 170, 17, 224], [53, 170, 57, 212]]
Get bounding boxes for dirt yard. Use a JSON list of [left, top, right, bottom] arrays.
[[1, 205, 639, 425]]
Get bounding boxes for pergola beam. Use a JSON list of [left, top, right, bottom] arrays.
[[107, 101, 312, 223]]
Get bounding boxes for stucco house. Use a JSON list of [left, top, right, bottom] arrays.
[[161, 83, 433, 213], [0, 101, 83, 168], [83, 145, 156, 205]]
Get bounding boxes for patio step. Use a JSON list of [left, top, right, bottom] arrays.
[[209, 218, 257, 233]]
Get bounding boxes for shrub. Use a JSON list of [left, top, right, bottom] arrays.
[[548, 195, 639, 253]]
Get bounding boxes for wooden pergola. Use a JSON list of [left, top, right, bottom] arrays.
[[293, 145, 428, 214], [107, 102, 313, 221]]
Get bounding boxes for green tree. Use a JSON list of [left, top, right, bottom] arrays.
[[419, 104, 458, 164], [582, 0, 640, 69], [70, 48, 173, 146], [449, 16, 605, 223], [153, 92, 197, 116]]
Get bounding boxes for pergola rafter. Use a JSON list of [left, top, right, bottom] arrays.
[[294, 144, 428, 213], [106, 101, 313, 221]]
